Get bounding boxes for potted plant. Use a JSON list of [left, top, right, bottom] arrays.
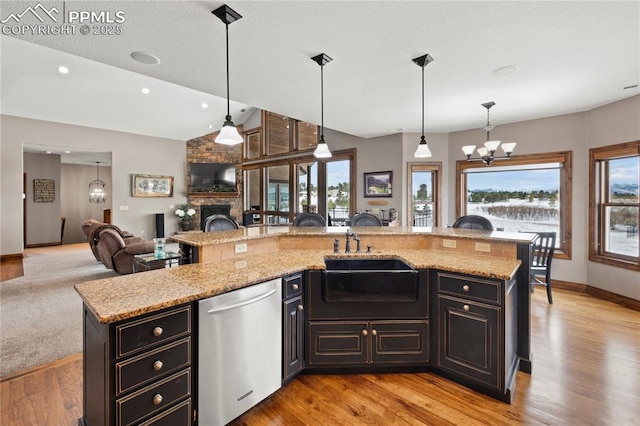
[[175, 204, 196, 231]]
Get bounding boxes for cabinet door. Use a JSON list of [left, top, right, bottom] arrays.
[[370, 320, 430, 365], [283, 296, 305, 383], [437, 295, 500, 389], [307, 321, 368, 365]]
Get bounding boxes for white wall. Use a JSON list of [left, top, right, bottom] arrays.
[[1, 114, 186, 255], [23, 153, 62, 245]]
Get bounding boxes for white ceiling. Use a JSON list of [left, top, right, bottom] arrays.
[[2, 1, 639, 156]]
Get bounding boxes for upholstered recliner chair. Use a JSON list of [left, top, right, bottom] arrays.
[[81, 219, 137, 261], [94, 227, 156, 274]]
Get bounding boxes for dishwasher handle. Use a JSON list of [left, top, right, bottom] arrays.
[[206, 288, 277, 314]]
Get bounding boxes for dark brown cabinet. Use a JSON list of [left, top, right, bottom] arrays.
[[307, 320, 429, 366], [434, 271, 518, 403], [81, 304, 193, 426], [282, 273, 305, 384]]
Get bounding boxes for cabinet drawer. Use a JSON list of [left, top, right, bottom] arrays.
[[436, 272, 501, 305], [116, 368, 191, 426], [283, 273, 303, 299], [116, 306, 191, 358], [116, 337, 191, 395], [138, 398, 191, 426]]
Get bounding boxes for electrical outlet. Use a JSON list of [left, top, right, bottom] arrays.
[[442, 239, 457, 248], [169, 204, 175, 209], [235, 243, 248, 254], [475, 242, 491, 253], [235, 259, 247, 269]]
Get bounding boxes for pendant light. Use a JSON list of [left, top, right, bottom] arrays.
[[413, 54, 434, 158], [89, 162, 106, 203], [461, 102, 517, 166], [213, 4, 244, 145], [311, 53, 333, 158]]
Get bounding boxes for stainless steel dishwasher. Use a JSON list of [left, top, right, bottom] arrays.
[[198, 278, 282, 426]]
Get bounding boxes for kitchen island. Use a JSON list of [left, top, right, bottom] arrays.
[[75, 226, 535, 425]]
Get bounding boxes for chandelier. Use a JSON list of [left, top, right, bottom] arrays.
[[89, 162, 106, 203], [461, 102, 516, 166]]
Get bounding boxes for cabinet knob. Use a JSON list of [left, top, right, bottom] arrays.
[[152, 394, 163, 405], [291, 283, 299, 291], [463, 285, 470, 292], [463, 305, 470, 312], [152, 327, 163, 337], [361, 329, 368, 336], [153, 360, 163, 371], [371, 329, 378, 336], [297, 305, 304, 311]]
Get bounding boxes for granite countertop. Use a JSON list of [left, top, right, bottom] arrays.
[[75, 249, 521, 324], [169, 225, 536, 246]]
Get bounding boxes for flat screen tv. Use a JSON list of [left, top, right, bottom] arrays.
[[190, 163, 237, 192]]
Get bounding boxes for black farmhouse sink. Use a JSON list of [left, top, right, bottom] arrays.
[[322, 257, 418, 302]]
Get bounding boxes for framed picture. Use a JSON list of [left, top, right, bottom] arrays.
[[364, 171, 393, 198], [132, 174, 174, 197], [33, 178, 55, 202]]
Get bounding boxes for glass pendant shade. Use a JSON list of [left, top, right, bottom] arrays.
[[414, 137, 432, 158], [477, 147, 489, 157], [215, 118, 243, 145], [461, 145, 476, 156], [484, 140, 501, 152], [313, 138, 332, 158], [89, 162, 106, 203], [501, 142, 517, 155]]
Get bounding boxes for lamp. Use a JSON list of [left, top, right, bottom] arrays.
[[462, 101, 516, 166], [311, 53, 333, 158], [212, 4, 244, 146], [89, 162, 106, 203], [413, 54, 434, 158]]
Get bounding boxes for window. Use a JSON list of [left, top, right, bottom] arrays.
[[456, 151, 572, 259], [325, 158, 352, 226], [589, 141, 640, 271], [408, 163, 442, 227]]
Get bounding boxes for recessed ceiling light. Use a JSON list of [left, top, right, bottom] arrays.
[[492, 65, 519, 76], [388, 128, 405, 133], [64, 150, 71, 154], [58, 66, 69, 74], [142, 87, 150, 94], [46, 151, 52, 154], [130, 51, 161, 65], [208, 124, 213, 129], [201, 103, 209, 109]]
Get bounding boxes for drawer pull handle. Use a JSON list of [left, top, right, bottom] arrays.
[[153, 327, 163, 337], [463, 305, 470, 312], [361, 329, 368, 336], [297, 305, 304, 311], [291, 283, 299, 291], [153, 360, 163, 371], [153, 394, 163, 405], [463, 285, 470, 292], [371, 329, 378, 336]]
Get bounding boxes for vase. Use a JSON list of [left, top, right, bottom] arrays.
[[180, 221, 191, 231]]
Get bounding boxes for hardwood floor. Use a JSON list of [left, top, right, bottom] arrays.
[[2, 288, 638, 425]]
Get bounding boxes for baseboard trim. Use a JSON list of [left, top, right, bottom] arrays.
[[553, 279, 639, 312], [1, 253, 24, 281], [24, 242, 62, 248]]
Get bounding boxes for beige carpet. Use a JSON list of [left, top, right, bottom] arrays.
[[0, 243, 118, 377]]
